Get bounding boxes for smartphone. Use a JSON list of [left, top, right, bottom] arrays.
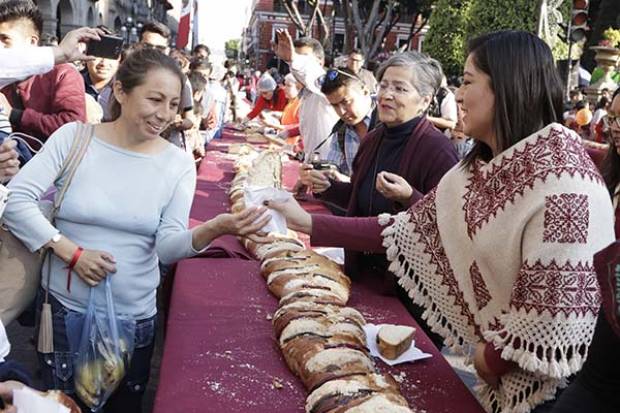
[[86, 34, 124, 59]]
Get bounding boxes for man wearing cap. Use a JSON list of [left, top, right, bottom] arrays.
[[243, 73, 287, 121]]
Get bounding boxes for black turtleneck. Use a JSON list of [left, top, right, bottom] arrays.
[[356, 116, 421, 217]]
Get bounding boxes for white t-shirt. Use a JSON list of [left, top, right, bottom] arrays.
[[290, 54, 339, 159], [440, 90, 458, 122]]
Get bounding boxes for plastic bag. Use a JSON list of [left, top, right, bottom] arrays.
[[66, 278, 136, 411]]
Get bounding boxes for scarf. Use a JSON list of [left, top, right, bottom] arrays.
[[379, 123, 615, 413]]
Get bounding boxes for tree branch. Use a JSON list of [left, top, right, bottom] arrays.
[[364, 0, 383, 34], [351, 0, 367, 54], [282, 0, 306, 33], [306, 0, 320, 38], [369, 0, 397, 58], [316, 4, 330, 43]]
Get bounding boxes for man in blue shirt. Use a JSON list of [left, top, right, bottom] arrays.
[[313, 68, 377, 178]]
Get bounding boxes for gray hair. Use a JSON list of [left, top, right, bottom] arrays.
[[376, 51, 444, 99]]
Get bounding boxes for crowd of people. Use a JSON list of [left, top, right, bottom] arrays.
[[0, 0, 618, 412]]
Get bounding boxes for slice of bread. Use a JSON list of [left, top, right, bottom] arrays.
[[376, 324, 415, 360]]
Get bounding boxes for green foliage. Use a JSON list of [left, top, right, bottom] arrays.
[[423, 0, 473, 78], [425, 0, 542, 77], [225, 39, 240, 59], [465, 0, 538, 42]]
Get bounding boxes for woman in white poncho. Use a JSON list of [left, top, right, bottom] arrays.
[[265, 31, 615, 413]]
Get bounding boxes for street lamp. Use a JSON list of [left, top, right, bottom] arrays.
[[120, 15, 143, 44]]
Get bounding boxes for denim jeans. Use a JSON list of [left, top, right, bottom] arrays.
[[36, 289, 156, 413]]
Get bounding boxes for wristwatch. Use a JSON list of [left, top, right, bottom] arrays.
[[50, 233, 61, 243]]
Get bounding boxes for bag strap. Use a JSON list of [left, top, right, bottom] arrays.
[[49, 123, 94, 221], [43, 123, 94, 304]]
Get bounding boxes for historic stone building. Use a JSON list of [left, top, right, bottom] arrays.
[[33, 0, 177, 42]]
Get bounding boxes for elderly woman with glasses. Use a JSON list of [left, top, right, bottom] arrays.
[[298, 51, 459, 346]]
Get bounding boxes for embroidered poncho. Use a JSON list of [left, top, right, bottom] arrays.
[[379, 124, 615, 413]]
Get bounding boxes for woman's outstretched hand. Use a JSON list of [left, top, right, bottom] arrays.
[[193, 207, 273, 251], [213, 206, 272, 242], [264, 198, 312, 235]]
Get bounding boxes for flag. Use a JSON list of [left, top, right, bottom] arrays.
[[176, 0, 193, 49]]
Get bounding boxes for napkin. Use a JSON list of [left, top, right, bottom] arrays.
[[244, 186, 293, 235], [12, 387, 70, 413], [363, 323, 432, 366], [313, 247, 345, 265]]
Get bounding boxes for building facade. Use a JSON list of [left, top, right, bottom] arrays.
[[243, 0, 427, 71], [33, 0, 176, 43]]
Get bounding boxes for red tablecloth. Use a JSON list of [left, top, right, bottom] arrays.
[[189, 129, 329, 258], [154, 259, 485, 413], [153, 127, 485, 412]]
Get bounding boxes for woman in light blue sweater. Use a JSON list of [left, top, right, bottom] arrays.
[[3, 48, 267, 412]]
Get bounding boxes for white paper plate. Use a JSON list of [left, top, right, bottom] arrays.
[[364, 323, 433, 366]]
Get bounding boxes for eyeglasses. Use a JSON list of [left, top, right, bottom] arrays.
[[603, 114, 620, 129], [142, 43, 168, 53], [317, 68, 361, 87], [377, 82, 413, 96]]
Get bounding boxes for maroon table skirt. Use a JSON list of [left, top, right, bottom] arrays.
[[153, 259, 485, 413]]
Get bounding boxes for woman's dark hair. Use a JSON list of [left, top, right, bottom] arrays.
[[602, 87, 620, 197], [462, 31, 564, 168], [596, 96, 610, 111], [320, 68, 365, 96], [108, 48, 184, 121]]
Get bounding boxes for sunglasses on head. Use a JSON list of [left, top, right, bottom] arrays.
[[317, 69, 361, 87]]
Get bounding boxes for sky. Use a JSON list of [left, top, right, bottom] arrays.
[[196, 0, 253, 61]]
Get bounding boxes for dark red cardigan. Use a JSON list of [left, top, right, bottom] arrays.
[[315, 116, 458, 276]]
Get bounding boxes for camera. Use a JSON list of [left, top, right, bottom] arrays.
[[308, 152, 336, 171]]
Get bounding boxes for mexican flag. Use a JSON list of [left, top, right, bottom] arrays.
[[176, 0, 193, 49]]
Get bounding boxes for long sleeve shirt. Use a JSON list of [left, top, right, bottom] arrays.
[[290, 54, 339, 160], [246, 87, 287, 120], [0, 46, 56, 360], [4, 122, 200, 319], [0, 46, 54, 89]]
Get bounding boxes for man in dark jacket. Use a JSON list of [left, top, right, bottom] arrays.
[[0, 0, 85, 142]]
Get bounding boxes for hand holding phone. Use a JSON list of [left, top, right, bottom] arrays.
[[85, 34, 124, 59]]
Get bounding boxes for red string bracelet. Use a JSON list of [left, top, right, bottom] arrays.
[[66, 246, 83, 293]]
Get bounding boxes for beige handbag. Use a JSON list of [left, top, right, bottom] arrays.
[[0, 123, 94, 326]]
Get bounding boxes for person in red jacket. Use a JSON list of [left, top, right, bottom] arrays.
[[0, 0, 86, 142], [242, 73, 287, 121]]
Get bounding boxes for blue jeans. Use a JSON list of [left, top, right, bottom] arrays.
[[36, 289, 156, 413]]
